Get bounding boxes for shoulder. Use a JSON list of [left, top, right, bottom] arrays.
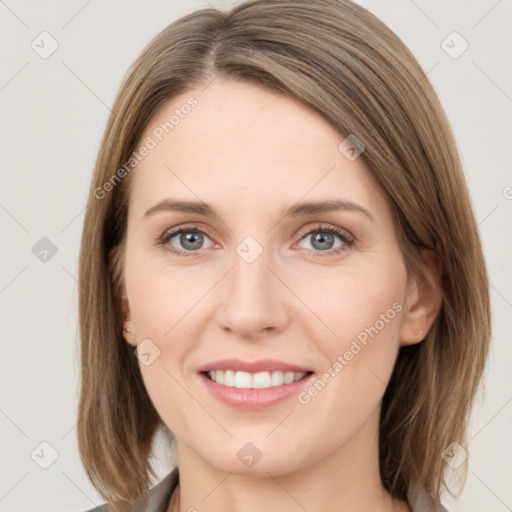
[[83, 505, 104, 512], [81, 468, 179, 512]]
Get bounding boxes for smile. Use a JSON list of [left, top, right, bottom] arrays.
[[205, 370, 308, 389]]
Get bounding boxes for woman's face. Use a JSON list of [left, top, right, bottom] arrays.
[[119, 79, 421, 476]]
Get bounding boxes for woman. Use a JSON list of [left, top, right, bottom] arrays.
[[78, 1, 491, 511]]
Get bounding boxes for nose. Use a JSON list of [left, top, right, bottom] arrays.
[[215, 243, 290, 340]]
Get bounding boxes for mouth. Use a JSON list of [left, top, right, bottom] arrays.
[[201, 369, 312, 389], [197, 359, 315, 410]]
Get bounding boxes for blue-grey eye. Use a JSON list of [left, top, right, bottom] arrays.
[[299, 229, 345, 252], [173, 230, 205, 251]]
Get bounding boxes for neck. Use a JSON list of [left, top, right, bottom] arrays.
[[169, 406, 409, 512]]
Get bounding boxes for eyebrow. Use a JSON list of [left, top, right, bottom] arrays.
[[143, 198, 375, 222]]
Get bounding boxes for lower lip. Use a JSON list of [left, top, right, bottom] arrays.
[[199, 372, 314, 410]]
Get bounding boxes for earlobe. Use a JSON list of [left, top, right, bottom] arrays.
[[120, 287, 136, 346], [122, 319, 137, 346], [121, 293, 137, 347], [109, 245, 136, 346], [120, 289, 137, 347], [399, 250, 442, 346]]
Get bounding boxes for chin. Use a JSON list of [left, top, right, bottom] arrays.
[[198, 440, 312, 478]]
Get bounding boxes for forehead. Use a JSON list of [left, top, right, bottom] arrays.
[[129, 79, 386, 217]]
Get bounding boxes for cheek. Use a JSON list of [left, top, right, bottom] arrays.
[[126, 248, 210, 340], [303, 259, 406, 349], [124, 259, 209, 434], [296, 262, 406, 425], [124, 251, 213, 407]]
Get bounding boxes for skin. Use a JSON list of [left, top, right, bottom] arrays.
[[117, 78, 441, 512]]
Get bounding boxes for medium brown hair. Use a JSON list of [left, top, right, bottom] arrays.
[[77, 0, 491, 507]]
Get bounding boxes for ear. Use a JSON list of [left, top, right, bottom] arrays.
[[400, 249, 442, 346], [109, 246, 136, 346]]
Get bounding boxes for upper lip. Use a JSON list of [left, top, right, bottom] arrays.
[[198, 358, 312, 374]]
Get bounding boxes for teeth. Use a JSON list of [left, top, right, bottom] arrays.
[[207, 370, 307, 389], [235, 371, 252, 389]]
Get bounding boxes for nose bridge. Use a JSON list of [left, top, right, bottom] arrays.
[[217, 235, 287, 337]]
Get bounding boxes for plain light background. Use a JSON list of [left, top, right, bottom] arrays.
[[0, 1, 510, 511]]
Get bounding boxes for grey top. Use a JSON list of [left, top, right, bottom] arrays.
[[84, 470, 179, 512], [84, 469, 448, 512]]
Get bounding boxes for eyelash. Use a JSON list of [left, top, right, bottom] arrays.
[[157, 223, 355, 258]]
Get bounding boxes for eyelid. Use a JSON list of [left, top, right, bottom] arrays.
[[295, 222, 354, 244]]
